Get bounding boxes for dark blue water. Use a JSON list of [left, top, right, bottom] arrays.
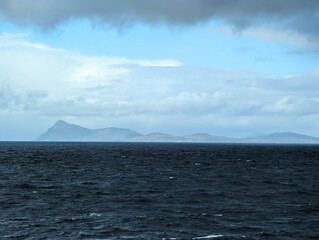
[[0, 142, 318, 239]]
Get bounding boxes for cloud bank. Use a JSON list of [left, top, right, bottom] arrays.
[[1, 35, 319, 139], [0, 0, 319, 41]]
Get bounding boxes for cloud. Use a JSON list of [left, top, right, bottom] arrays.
[[242, 27, 319, 49], [268, 70, 319, 93], [1, 35, 319, 138], [0, 32, 30, 40], [0, 36, 186, 118], [215, 25, 319, 48], [0, 83, 48, 112], [0, 0, 318, 43]]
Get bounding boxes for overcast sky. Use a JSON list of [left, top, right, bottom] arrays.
[[0, 0, 319, 140]]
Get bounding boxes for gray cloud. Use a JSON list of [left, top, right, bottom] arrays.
[[0, 0, 318, 40], [0, 83, 48, 111]]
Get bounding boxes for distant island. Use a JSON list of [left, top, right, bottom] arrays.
[[35, 120, 319, 144]]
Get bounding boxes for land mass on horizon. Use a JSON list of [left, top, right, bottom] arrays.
[[36, 120, 319, 144]]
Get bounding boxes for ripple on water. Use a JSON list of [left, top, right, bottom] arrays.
[[0, 143, 318, 239]]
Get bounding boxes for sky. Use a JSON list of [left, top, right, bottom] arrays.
[[0, 0, 319, 140]]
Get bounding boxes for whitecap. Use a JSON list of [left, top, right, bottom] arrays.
[[193, 235, 224, 239], [89, 213, 102, 217]]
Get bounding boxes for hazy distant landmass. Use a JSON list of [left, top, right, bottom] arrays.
[[37, 120, 142, 142], [36, 120, 319, 144]]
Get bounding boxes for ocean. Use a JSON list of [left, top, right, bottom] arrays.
[[0, 142, 318, 239]]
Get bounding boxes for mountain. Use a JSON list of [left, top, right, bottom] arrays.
[[88, 127, 142, 141], [37, 120, 94, 141], [133, 132, 185, 142], [36, 120, 319, 144], [241, 132, 319, 144], [36, 120, 142, 141], [183, 133, 233, 143]]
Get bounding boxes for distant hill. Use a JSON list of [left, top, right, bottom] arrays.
[[36, 120, 94, 141], [133, 132, 185, 142], [36, 120, 319, 144], [87, 127, 142, 141], [36, 120, 141, 142], [183, 133, 233, 143], [240, 132, 319, 144]]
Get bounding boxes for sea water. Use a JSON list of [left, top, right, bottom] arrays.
[[0, 142, 318, 239]]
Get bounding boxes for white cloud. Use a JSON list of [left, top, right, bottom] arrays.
[[0, 32, 30, 40], [0, 33, 319, 139]]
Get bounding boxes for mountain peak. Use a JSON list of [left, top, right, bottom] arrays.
[[54, 120, 70, 126], [37, 121, 143, 142], [37, 120, 93, 141]]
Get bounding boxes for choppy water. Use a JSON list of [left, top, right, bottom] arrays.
[[0, 142, 318, 239]]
